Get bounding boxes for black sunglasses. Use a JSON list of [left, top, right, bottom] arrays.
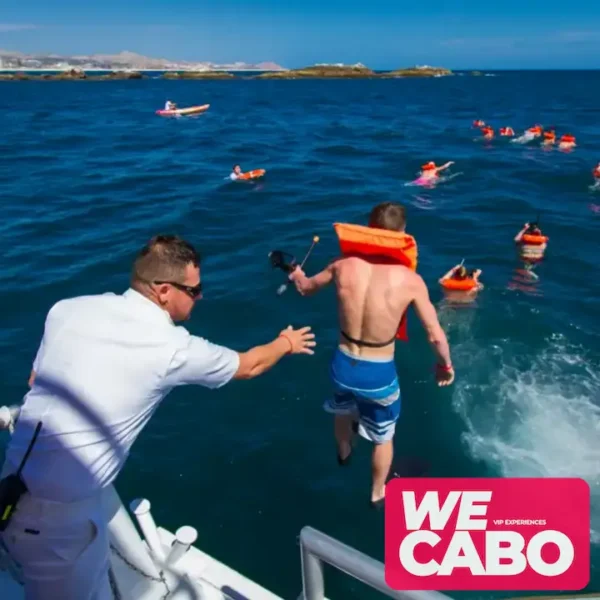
[[154, 280, 202, 299]]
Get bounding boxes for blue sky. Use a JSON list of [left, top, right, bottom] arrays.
[[1, 0, 600, 69]]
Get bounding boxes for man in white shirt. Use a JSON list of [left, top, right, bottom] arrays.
[[0, 234, 315, 600]]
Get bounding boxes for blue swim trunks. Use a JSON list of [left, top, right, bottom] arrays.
[[325, 347, 401, 444]]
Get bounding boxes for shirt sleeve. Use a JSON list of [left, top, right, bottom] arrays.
[[164, 334, 240, 390], [32, 338, 45, 372], [32, 301, 62, 371]]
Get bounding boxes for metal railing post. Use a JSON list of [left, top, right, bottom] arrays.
[[298, 526, 453, 600], [301, 542, 325, 600]]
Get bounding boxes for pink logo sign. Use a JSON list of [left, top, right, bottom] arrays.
[[385, 478, 590, 591]]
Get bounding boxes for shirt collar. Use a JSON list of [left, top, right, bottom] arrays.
[[122, 288, 174, 324]]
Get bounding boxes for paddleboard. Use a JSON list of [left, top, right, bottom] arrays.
[[156, 104, 210, 117]]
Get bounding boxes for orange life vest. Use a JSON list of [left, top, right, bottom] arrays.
[[333, 222, 418, 341]]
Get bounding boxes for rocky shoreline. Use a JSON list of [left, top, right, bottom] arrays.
[[0, 65, 455, 81]]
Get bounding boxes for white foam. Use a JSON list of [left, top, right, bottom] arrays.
[[453, 333, 600, 543]]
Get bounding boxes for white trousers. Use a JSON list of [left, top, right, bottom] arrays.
[[0, 492, 112, 600]]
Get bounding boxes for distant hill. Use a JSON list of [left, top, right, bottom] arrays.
[[0, 50, 287, 72]]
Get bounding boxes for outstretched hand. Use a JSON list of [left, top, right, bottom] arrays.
[[279, 325, 316, 355], [288, 265, 306, 282]]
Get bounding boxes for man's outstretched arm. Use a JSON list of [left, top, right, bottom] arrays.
[[411, 277, 454, 385], [288, 261, 336, 296]]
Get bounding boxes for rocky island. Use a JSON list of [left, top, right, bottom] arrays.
[[380, 66, 452, 77], [161, 71, 235, 80], [253, 64, 452, 79], [254, 64, 377, 79]]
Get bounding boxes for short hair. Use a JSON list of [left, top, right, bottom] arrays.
[[131, 234, 200, 286], [368, 202, 406, 232]]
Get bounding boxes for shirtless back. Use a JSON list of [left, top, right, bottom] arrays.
[[334, 257, 423, 359]]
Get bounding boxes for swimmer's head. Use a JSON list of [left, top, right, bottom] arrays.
[[232, 165, 241, 174], [369, 201, 406, 232], [453, 266, 468, 280], [526, 222, 541, 234], [421, 161, 436, 171]]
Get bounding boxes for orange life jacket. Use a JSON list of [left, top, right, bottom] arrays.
[[333, 222, 418, 341]]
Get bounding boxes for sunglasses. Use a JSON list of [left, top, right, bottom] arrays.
[[154, 280, 202, 299]]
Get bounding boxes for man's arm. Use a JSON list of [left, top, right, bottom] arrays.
[[234, 326, 314, 379], [288, 262, 336, 296], [411, 277, 453, 368], [164, 326, 315, 388]]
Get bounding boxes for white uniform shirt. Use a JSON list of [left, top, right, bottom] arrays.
[[4, 288, 240, 502]]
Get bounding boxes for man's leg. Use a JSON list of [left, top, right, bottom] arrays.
[[334, 414, 355, 464], [371, 439, 394, 503], [355, 388, 401, 507], [324, 389, 357, 466]]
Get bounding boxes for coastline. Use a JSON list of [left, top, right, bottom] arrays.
[[0, 68, 284, 73], [0, 65, 456, 81]]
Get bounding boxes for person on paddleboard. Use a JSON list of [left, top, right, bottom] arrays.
[[164, 100, 177, 111], [288, 202, 454, 509]]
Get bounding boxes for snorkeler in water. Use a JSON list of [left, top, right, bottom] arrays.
[[514, 222, 548, 263], [481, 126, 494, 140], [439, 264, 483, 290], [558, 134, 576, 150], [229, 164, 243, 180], [512, 124, 543, 144], [542, 130, 556, 146], [439, 263, 483, 303], [499, 127, 515, 137], [593, 162, 600, 180], [418, 161, 454, 181]]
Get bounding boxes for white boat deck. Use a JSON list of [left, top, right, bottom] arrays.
[[0, 404, 596, 600]]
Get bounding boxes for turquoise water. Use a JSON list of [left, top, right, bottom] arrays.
[[0, 71, 599, 599]]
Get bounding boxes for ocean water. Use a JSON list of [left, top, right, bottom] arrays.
[[0, 71, 599, 599]]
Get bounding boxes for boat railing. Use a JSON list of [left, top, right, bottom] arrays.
[[298, 526, 453, 600]]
